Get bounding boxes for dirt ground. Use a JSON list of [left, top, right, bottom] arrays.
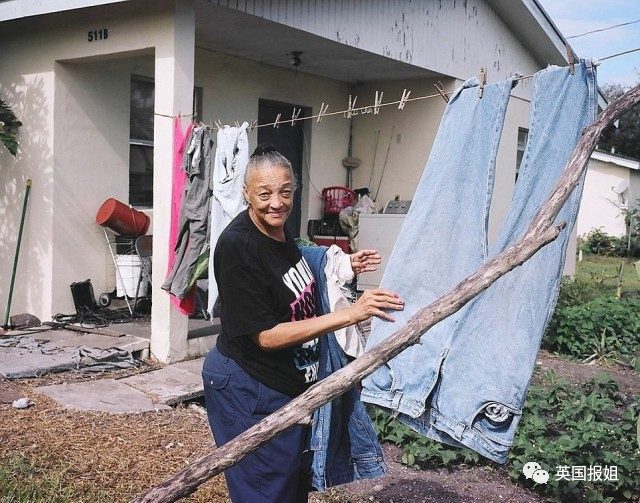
[[0, 350, 637, 502]]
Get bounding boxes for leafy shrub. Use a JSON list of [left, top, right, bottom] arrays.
[[579, 228, 640, 258], [579, 229, 620, 256], [554, 277, 609, 310], [544, 296, 640, 366], [369, 372, 640, 502]]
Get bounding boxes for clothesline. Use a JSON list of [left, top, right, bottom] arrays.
[[154, 45, 639, 127]]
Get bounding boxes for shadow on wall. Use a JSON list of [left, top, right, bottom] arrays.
[[0, 76, 52, 320], [51, 58, 135, 315]]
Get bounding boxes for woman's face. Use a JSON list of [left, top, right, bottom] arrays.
[[244, 164, 294, 232]]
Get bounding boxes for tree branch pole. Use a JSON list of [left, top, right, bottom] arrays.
[[133, 85, 640, 503]]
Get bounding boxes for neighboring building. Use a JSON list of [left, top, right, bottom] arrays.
[[0, 0, 603, 362], [577, 149, 640, 238]]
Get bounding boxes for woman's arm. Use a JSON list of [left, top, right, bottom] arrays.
[[252, 288, 404, 351]]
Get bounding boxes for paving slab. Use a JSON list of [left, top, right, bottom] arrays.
[[0, 347, 77, 379], [119, 365, 203, 405], [39, 329, 149, 353], [36, 379, 170, 413], [171, 357, 204, 376]]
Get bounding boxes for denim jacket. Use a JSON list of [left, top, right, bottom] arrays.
[[300, 246, 386, 491]]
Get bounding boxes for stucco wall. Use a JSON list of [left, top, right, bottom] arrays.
[[351, 77, 532, 244], [213, 0, 543, 98], [194, 47, 349, 230], [0, 2, 175, 320], [0, 5, 350, 320], [577, 160, 630, 238]]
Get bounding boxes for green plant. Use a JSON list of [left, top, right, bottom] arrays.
[[509, 372, 639, 502], [580, 229, 619, 256], [0, 96, 21, 156], [369, 372, 639, 502], [544, 296, 640, 366]]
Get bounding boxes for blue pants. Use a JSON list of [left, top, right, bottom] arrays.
[[202, 346, 310, 503], [362, 61, 597, 463]]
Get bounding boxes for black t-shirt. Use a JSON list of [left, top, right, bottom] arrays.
[[214, 210, 319, 397]]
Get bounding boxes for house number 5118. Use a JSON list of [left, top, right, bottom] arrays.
[[88, 28, 109, 42]]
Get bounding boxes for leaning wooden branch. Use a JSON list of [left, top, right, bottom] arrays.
[[133, 85, 640, 503]]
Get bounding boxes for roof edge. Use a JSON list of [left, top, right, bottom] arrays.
[[0, 0, 130, 23]]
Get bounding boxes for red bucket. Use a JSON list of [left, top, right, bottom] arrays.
[[96, 198, 150, 236]]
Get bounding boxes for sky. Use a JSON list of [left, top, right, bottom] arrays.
[[537, 0, 640, 88]]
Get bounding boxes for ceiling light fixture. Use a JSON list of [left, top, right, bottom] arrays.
[[289, 51, 303, 67]]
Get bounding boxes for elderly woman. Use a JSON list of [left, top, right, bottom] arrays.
[[202, 144, 403, 503]]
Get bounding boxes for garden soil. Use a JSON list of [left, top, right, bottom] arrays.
[[0, 350, 636, 502]]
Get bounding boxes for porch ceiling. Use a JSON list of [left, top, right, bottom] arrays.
[[194, 4, 441, 84]]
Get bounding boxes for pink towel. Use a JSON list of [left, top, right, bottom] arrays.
[[169, 117, 196, 315]]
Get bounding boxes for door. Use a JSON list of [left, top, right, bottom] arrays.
[[257, 100, 307, 238]]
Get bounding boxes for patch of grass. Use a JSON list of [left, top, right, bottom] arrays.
[[575, 254, 640, 297], [0, 395, 229, 503], [0, 453, 110, 503]]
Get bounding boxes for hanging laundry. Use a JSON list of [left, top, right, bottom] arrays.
[[323, 244, 365, 357], [207, 122, 250, 317], [166, 117, 196, 314], [361, 61, 597, 464], [163, 124, 214, 301]]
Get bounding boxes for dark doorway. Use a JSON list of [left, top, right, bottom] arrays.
[[258, 99, 308, 238]]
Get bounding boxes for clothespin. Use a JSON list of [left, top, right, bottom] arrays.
[[317, 103, 329, 123], [234, 121, 240, 128], [566, 44, 576, 75], [478, 68, 487, 98], [373, 91, 384, 115], [273, 113, 281, 128], [290, 107, 302, 126], [214, 119, 223, 130], [434, 81, 449, 103], [346, 95, 358, 118], [248, 120, 257, 131], [398, 89, 411, 110]]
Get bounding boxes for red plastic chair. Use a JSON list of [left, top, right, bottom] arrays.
[[322, 186, 357, 218]]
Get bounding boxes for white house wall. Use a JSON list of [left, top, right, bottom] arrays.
[[0, 3, 350, 320], [0, 70, 55, 320], [351, 77, 532, 243], [0, 1, 179, 320], [194, 47, 350, 228], [577, 160, 629, 238], [212, 0, 540, 100]]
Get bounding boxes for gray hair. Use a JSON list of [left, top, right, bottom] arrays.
[[244, 144, 298, 189]]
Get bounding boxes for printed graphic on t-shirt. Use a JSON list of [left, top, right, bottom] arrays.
[[282, 257, 319, 383]]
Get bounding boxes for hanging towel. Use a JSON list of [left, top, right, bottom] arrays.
[[168, 117, 196, 314]]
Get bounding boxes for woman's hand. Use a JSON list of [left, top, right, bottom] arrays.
[[349, 288, 404, 323], [350, 249, 382, 274]]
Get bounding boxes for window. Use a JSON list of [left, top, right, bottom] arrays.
[[129, 76, 155, 207], [515, 128, 529, 182], [128, 77, 204, 207]]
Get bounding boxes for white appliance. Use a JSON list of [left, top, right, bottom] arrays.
[[357, 213, 406, 289]]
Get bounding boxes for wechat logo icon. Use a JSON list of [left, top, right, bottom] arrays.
[[523, 461, 549, 484]]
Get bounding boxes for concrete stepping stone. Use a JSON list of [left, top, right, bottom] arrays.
[[0, 347, 77, 379], [36, 379, 170, 413], [170, 357, 204, 376], [119, 364, 204, 405]]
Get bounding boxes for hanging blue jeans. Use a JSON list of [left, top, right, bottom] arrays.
[[362, 61, 597, 464]]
